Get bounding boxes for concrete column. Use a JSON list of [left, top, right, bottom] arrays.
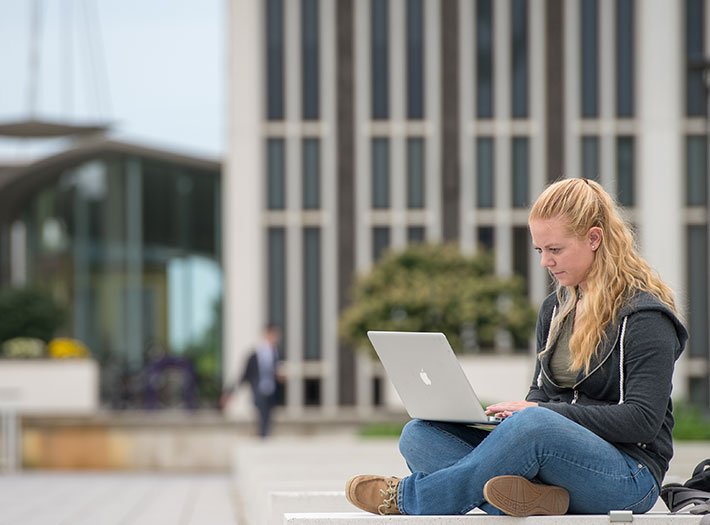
[[390, 0, 407, 251], [637, 0, 683, 296], [224, 0, 263, 417], [321, 0, 339, 414], [563, 0, 580, 179], [529, 0, 547, 305], [285, 0, 304, 416], [493, 0, 512, 278], [425, 0, 441, 243], [458, 0, 474, 253]]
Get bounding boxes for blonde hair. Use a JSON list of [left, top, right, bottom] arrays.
[[529, 178, 677, 373]]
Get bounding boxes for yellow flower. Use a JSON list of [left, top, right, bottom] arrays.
[[47, 338, 90, 359]]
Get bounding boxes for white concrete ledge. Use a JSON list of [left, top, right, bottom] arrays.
[[283, 513, 705, 525], [270, 492, 351, 525]]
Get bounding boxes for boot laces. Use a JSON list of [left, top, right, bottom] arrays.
[[377, 479, 398, 515]]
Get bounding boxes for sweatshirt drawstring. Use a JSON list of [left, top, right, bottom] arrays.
[[538, 306, 558, 388], [618, 316, 628, 404]]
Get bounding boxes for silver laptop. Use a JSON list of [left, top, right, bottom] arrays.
[[368, 331, 502, 426]]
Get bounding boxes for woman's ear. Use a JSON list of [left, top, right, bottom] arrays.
[[588, 227, 602, 251]]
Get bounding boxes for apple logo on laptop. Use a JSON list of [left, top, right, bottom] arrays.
[[419, 369, 432, 386]]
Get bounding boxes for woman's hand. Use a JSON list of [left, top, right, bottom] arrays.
[[485, 400, 538, 419]]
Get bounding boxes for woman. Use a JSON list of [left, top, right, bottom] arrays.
[[346, 178, 687, 516]]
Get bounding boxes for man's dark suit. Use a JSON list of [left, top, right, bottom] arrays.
[[239, 347, 279, 438]]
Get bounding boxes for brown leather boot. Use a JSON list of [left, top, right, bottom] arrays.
[[345, 475, 401, 515], [483, 475, 569, 516]]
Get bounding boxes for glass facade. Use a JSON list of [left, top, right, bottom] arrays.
[[511, 0, 528, 119], [686, 135, 707, 206], [17, 154, 222, 408], [303, 138, 320, 209], [372, 138, 390, 208], [686, 0, 705, 117], [511, 137, 529, 208], [303, 227, 321, 360], [267, 0, 285, 120], [687, 225, 708, 359], [476, 137, 495, 208], [371, 0, 390, 120], [407, 137, 425, 209], [581, 136, 599, 181], [476, 0, 494, 118], [268, 227, 287, 353], [267, 138, 286, 209], [581, 0, 599, 118], [302, 0, 320, 120], [406, 0, 424, 119], [615, 0, 634, 117], [407, 226, 425, 243], [372, 226, 391, 261], [616, 136, 635, 206]]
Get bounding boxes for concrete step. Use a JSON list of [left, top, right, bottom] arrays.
[[283, 513, 705, 525]]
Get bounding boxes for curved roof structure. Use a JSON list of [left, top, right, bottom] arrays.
[[0, 136, 221, 224]]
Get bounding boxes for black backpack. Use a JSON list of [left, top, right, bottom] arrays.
[[661, 459, 710, 516]]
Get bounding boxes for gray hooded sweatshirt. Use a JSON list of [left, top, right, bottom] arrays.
[[526, 290, 688, 487]]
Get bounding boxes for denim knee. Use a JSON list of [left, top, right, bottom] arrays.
[[503, 406, 566, 435], [398, 419, 428, 459]]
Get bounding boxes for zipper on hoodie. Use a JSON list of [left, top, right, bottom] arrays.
[[571, 390, 579, 404]]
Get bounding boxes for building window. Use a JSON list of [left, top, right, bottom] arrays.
[[302, 0, 320, 120], [513, 226, 529, 294], [581, 136, 599, 181], [686, 0, 705, 117], [303, 138, 320, 209], [407, 0, 424, 119], [268, 227, 287, 349], [689, 377, 709, 407], [615, 0, 634, 117], [303, 227, 321, 360], [407, 137, 425, 208], [687, 225, 708, 359], [372, 138, 390, 209], [477, 226, 495, 251], [512, 137, 529, 208], [581, 0, 598, 118], [511, 0, 528, 119], [373, 227, 391, 261], [407, 226, 425, 243], [304, 378, 322, 405], [616, 136, 634, 206], [266, 0, 284, 120], [476, 0, 494, 118], [686, 135, 707, 206], [477, 137, 495, 208], [267, 138, 285, 210], [371, 0, 390, 120]]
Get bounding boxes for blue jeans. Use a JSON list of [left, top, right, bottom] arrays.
[[396, 407, 659, 515]]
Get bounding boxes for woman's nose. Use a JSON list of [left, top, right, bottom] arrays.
[[540, 252, 554, 268]]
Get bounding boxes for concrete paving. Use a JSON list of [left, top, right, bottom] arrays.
[[0, 472, 237, 525], [0, 438, 705, 525]]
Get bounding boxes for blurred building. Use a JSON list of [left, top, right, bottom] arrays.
[[0, 122, 222, 408], [226, 0, 710, 415]]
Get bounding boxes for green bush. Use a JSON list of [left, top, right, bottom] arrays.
[[673, 401, 710, 441], [1, 337, 47, 358], [0, 287, 66, 345], [340, 243, 537, 356]]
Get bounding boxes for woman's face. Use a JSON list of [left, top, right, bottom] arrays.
[[529, 217, 601, 290]]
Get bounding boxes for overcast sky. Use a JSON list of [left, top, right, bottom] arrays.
[[0, 0, 225, 159]]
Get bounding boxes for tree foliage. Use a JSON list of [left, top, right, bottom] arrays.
[[0, 287, 66, 344], [339, 243, 537, 356]]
